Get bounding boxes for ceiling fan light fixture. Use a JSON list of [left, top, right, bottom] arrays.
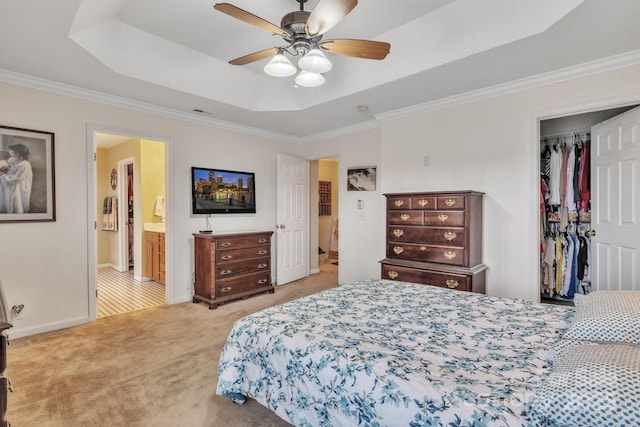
[[264, 53, 297, 77], [298, 48, 332, 73], [295, 71, 325, 87]]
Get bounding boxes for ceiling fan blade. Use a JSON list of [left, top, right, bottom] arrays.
[[229, 48, 278, 66], [320, 39, 390, 60], [214, 3, 288, 37], [305, 0, 358, 37]]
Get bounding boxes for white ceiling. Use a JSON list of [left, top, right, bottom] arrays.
[[1, 0, 640, 141]]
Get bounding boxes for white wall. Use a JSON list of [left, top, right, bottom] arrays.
[[2, 60, 640, 338], [0, 81, 301, 338], [375, 63, 640, 300], [304, 128, 383, 284]]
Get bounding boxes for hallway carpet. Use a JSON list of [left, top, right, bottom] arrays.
[[7, 266, 338, 427]]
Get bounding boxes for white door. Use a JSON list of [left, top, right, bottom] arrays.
[[591, 105, 640, 291], [276, 153, 308, 285]]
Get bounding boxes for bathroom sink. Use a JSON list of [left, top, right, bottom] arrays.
[[144, 223, 165, 233]]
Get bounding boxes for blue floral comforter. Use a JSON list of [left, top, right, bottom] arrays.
[[217, 279, 574, 426]]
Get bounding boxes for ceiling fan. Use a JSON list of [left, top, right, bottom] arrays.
[[213, 0, 391, 87]]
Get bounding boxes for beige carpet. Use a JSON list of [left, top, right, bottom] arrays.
[[7, 265, 338, 427]]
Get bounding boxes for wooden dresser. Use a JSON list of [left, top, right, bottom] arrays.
[[380, 191, 487, 293], [0, 322, 11, 427], [193, 231, 274, 309]]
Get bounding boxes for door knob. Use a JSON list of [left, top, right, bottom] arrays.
[[276, 224, 286, 229], [586, 229, 596, 237]]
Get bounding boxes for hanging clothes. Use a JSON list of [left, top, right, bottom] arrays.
[[102, 197, 118, 231], [578, 137, 590, 207], [540, 131, 592, 301], [565, 144, 577, 212], [548, 145, 562, 205]]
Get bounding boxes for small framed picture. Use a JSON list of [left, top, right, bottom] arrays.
[[0, 125, 55, 223], [347, 166, 376, 191]]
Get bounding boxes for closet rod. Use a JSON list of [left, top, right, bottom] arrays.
[[541, 128, 590, 141]]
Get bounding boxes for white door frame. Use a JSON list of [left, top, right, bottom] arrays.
[[307, 154, 340, 275], [86, 124, 171, 321], [530, 94, 640, 302], [117, 158, 135, 273]]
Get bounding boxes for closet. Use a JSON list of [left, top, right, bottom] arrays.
[[539, 130, 592, 303], [539, 105, 639, 304]]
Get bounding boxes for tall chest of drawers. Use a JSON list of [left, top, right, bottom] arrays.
[[380, 191, 487, 293], [193, 231, 274, 309]]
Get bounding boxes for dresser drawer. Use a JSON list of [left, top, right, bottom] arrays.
[[215, 257, 270, 279], [387, 196, 412, 210], [387, 226, 425, 243], [424, 211, 465, 227], [387, 243, 464, 266], [425, 228, 465, 245], [388, 226, 465, 245], [381, 264, 472, 292], [215, 271, 271, 297], [215, 234, 270, 250], [216, 246, 270, 264], [387, 211, 423, 225], [410, 196, 436, 210], [436, 196, 465, 210]]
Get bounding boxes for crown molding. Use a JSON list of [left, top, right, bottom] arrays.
[[2, 49, 640, 144], [0, 69, 301, 144], [299, 119, 381, 143], [376, 49, 640, 123]]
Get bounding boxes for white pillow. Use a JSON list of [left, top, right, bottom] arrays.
[[530, 343, 640, 426], [563, 290, 640, 343]]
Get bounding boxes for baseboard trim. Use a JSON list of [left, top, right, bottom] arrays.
[[8, 316, 89, 339]]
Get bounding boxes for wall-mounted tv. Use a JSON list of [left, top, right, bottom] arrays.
[[191, 167, 256, 214]]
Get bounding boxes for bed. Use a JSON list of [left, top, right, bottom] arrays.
[[217, 279, 585, 426]]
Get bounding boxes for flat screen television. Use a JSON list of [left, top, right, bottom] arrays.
[[191, 167, 256, 214]]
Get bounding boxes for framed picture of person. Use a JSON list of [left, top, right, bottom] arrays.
[[0, 125, 55, 223]]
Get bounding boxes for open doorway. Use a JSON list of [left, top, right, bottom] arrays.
[[310, 157, 339, 280], [94, 132, 167, 318], [318, 158, 339, 266], [538, 103, 639, 305]]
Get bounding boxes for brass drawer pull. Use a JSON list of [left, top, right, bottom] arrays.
[[258, 238, 268, 243], [438, 214, 448, 222], [443, 251, 457, 260], [445, 199, 456, 207], [387, 270, 399, 279], [257, 263, 268, 269], [443, 232, 457, 241], [394, 200, 404, 207], [220, 286, 232, 293], [221, 255, 233, 260], [220, 242, 231, 247], [400, 214, 410, 221], [258, 250, 268, 255], [445, 279, 459, 289], [220, 269, 232, 275], [258, 278, 268, 284], [393, 246, 404, 255], [418, 199, 429, 207], [393, 229, 404, 238], [420, 246, 427, 251]]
